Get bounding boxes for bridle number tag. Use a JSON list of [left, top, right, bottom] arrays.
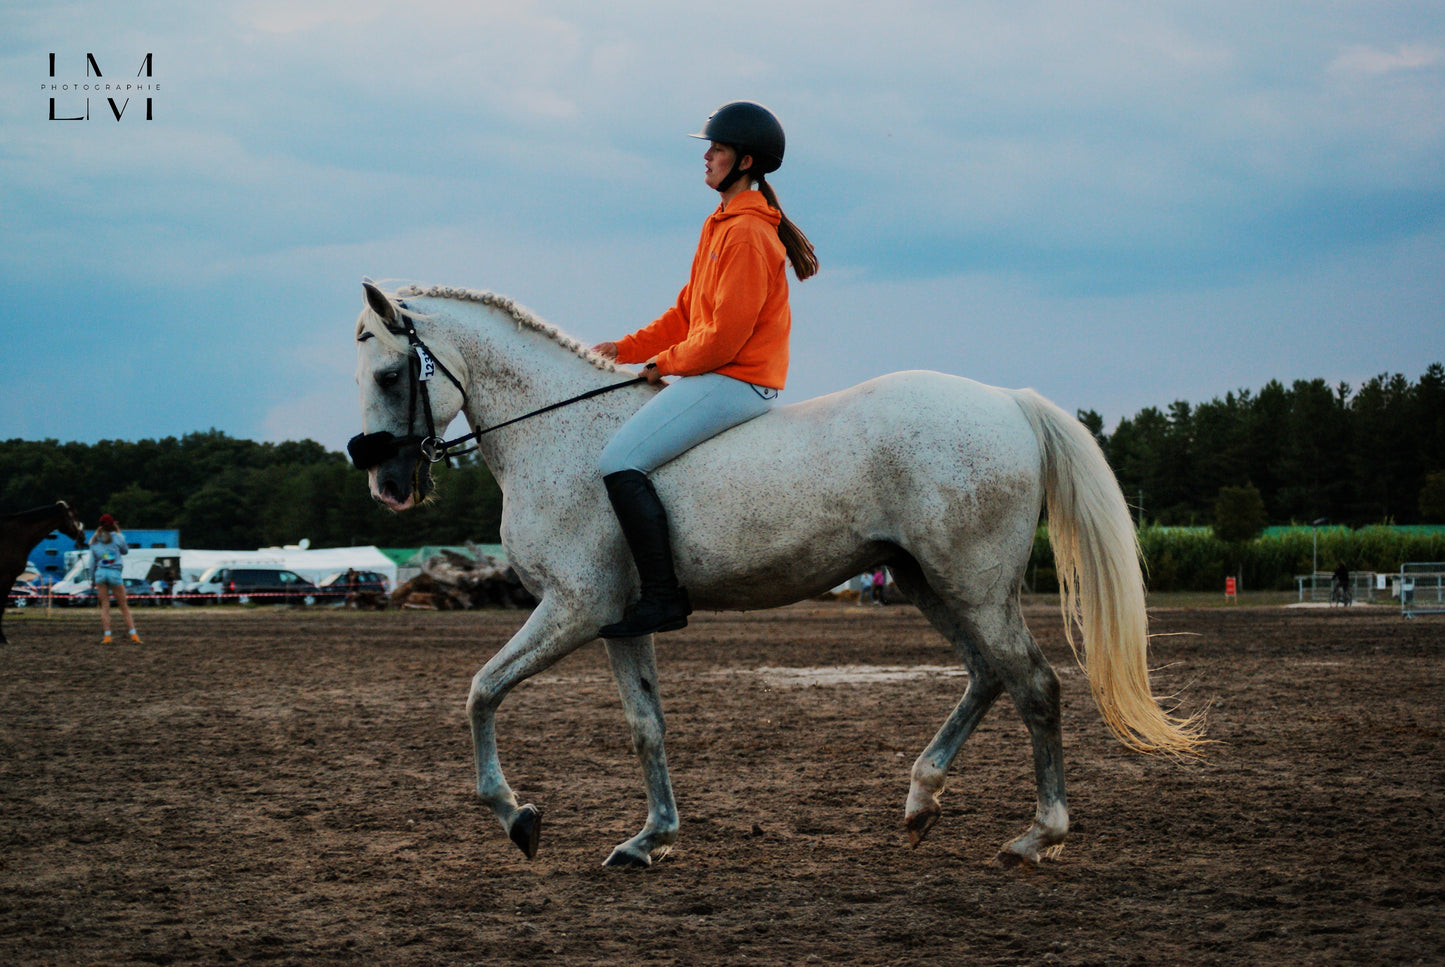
[[415, 345, 436, 381]]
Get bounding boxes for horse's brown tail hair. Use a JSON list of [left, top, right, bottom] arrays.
[[756, 175, 818, 281]]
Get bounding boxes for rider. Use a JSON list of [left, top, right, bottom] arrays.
[[1332, 561, 1351, 602], [590, 101, 818, 639]]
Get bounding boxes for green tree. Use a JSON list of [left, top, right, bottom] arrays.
[[1190, 392, 1249, 502], [103, 482, 178, 528], [1420, 471, 1445, 523], [1351, 373, 1419, 523], [179, 479, 256, 548], [1212, 484, 1267, 545], [1077, 409, 1106, 449], [1213, 483, 1267, 588], [1276, 379, 1352, 523]]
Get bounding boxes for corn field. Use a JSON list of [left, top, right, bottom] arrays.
[[1028, 524, 1445, 593]]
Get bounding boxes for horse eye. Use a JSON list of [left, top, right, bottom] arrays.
[[376, 369, 403, 389]]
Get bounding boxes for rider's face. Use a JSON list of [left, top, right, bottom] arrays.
[[703, 142, 750, 192]]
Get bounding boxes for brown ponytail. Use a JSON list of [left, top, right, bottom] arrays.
[[756, 175, 818, 281]]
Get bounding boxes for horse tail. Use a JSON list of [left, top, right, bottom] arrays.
[[1011, 389, 1207, 757]]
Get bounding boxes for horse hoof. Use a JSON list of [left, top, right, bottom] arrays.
[[989, 848, 1037, 869], [602, 846, 652, 869], [905, 806, 940, 848], [509, 804, 542, 859]]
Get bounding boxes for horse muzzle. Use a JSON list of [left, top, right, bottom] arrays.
[[348, 431, 420, 471], [348, 432, 434, 510]]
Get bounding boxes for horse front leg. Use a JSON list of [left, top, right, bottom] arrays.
[[600, 636, 678, 868], [467, 597, 596, 859]]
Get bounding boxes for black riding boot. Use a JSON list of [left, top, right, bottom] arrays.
[[599, 470, 692, 639]]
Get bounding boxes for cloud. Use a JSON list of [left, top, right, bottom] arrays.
[[3, 1, 1443, 451], [1330, 43, 1443, 75], [242, 0, 389, 35]]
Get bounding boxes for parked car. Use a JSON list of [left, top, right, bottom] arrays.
[[51, 577, 158, 607], [193, 567, 320, 605], [7, 581, 44, 609], [315, 569, 391, 602]]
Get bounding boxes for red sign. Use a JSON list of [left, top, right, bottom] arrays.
[[1225, 577, 1237, 598]]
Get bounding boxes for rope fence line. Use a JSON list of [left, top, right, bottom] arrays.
[[9, 588, 373, 608]]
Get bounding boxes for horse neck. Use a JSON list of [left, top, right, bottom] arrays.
[[450, 304, 627, 476], [5, 502, 72, 546]]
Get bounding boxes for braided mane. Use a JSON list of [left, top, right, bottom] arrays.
[[394, 283, 621, 374]]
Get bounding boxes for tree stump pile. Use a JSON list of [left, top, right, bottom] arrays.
[[389, 547, 536, 611]]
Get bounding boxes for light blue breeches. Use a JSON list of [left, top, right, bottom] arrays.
[[598, 372, 777, 476]]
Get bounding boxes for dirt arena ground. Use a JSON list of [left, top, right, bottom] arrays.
[[1, 599, 1441, 966]]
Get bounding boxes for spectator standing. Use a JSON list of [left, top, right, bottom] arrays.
[[89, 513, 141, 644]]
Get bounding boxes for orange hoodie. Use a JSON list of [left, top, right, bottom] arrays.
[[615, 190, 790, 389]]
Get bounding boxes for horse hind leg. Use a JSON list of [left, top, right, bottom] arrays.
[[981, 600, 1069, 866], [894, 560, 1067, 865], [890, 560, 1004, 848], [906, 667, 1003, 849]]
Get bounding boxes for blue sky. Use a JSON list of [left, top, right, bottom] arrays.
[[3, 1, 1442, 453]]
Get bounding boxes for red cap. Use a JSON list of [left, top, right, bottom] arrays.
[[98, 514, 116, 527]]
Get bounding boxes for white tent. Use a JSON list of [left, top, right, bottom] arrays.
[[57, 545, 399, 590], [254, 545, 398, 585]]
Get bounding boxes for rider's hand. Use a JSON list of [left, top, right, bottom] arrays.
[[642, 361, 666, 386], [591, 341, 619, 360]]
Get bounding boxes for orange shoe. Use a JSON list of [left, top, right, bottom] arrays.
[[129, 630, 142, 644]]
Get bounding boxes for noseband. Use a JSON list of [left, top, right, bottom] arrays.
[[348, 299, 646, 472], [348, 298, 475, 470]]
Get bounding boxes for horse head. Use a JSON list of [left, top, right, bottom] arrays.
[[351, 281, 469, 511], [57, 501, 84, 544]]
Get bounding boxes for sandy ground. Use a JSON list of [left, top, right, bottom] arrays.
[[1, 600, 1441, 966]]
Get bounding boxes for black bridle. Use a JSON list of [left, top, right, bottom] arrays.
[[348, 301, 646, 471]]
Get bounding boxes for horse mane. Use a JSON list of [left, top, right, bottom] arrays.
[[363, 283, 622, 375], [2, 501, 69, 524]]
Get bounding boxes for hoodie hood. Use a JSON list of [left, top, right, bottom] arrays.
[[715, 189, 782, 227]]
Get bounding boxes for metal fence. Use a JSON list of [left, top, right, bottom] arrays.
[[1400, 563, 1445, 618], [1293, 572, 1377, 604]]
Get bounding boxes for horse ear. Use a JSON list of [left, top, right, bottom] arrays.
[[362, 280, 396, 325]]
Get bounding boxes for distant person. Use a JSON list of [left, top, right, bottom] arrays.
[[1332, 562, 1351, 604], [167, 568, 187, 605], [89, 513, 141, 644]]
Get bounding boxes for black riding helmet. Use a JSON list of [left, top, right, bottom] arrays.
[[689, 101, 785, 191]]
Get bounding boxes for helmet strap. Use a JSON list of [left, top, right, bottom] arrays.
[[714, 151, 753, 194]]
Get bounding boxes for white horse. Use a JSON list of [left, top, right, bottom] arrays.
[[351, 281, 1204, 869]]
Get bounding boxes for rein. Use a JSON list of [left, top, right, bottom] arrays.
[[417, 375, 648, 463], [348, 301, 646, 471]]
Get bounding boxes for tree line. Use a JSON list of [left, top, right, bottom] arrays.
[[1081, 363, 1445, 526], [3, 364, 1441, 551], [0, 431, 502, 550]]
